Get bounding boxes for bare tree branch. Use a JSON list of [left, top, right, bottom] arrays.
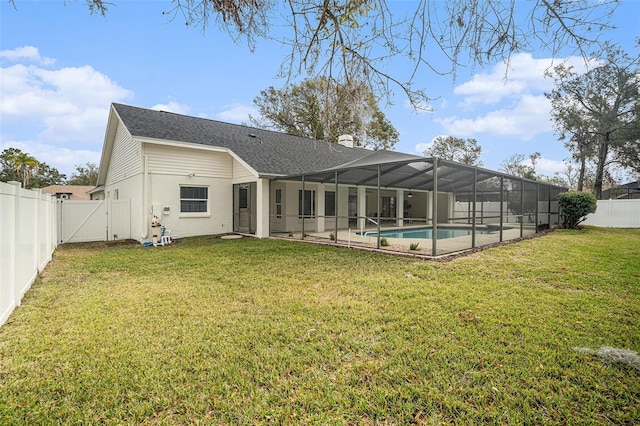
[[38, 0, 620, 109]]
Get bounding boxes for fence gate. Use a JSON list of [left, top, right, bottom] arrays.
[[58, 198, 131, 243]]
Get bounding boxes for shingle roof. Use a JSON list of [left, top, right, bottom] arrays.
[[41, 185, 94, 200], [112, 103, 372, 177]]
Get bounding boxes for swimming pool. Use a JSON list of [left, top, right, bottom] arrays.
[[358, 226, 495, 239]]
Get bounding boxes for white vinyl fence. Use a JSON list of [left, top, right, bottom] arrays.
[[583, 199, 640, 228], [1, 181, 58, 327]]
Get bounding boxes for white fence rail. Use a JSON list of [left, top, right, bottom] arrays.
[[583, 199, 640, 228], [1, 181, 58, 327]]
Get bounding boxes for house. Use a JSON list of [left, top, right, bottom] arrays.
[[96, 103, 373, 242], [41, 185, 94, 200], [600, 181, 640, 200], [96, 103, 565, 256]]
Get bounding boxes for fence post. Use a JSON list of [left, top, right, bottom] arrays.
[[10, 182, 21, 308], [34, 189, 41, 274], [608, 199, 613, 228]]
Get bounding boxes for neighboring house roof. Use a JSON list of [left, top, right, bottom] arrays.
[[111, 103, 373, 178], [601, 180, 640, 199], [41, 185, 94, 200]]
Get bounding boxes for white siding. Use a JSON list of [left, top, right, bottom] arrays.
[[232, 158, 257, 182], [143, 145, 235, 239], [106, 122, 141, 185], [146, 144, 232, 178], [149, 174, 233, 238], [104, 175, 143, 240]]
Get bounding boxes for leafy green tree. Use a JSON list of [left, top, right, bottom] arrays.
[[558, 191, 597, 229], [424, 136, 482, 166], [68, 162, 98, 186], [499, 152, 540, 179], [18, 0, 619, 108], [500, 153, 528, 177], [0, 147, 22, 183], [250, 77, 399, 150], [546, 43, 640, 199], [0, 148, 66, 188], [10, 152, 39, 188], [31, 163, 67, 188]]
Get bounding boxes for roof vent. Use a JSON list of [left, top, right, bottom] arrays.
[[338, 134, 354, 148]]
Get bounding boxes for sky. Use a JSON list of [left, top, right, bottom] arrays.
[[1, 0, 639, 180]]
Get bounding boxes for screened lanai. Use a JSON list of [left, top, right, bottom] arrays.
[[272, 151, 566, 257]]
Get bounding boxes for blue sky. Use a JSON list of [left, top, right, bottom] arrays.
[[1, 1, 638, 179]]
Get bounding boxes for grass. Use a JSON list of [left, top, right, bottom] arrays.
[[1, 227, 639, 424]]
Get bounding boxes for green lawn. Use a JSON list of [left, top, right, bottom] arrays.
[[1, 227, 639, 424]]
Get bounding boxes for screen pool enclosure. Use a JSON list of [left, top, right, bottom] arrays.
[[358, 225, 498, 240], [272, 151, 566, 257]]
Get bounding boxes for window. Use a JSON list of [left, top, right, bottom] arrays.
[[180, 186, 208, 213], [275, 189, 282, 219], [239, 186, 249, 209], [325, 191, 335, 217], [298, 189, 315, 218]]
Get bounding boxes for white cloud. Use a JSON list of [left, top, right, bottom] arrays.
[[531, 157, 567, 176], [415, 134, 452, 156], [1, 139, 101, 177], [1, 63, 132, 130], [414, 142, 431, 156], [0, 45, 55, 66], [216, 103, 257, 123], [430, 53, 602, 144], [151, 100, 191, 115], [437, 94, 552, 139], [453, 53, 594, 107], [0, 46, 133, 175]]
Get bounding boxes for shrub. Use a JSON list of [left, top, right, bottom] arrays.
[[558, 191, 597, 229], [329, 232, 335, 241], [380, 237, 389, 246], [409, 242, 420, 251]]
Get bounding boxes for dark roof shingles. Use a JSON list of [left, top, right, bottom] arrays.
[[113, 103, 372, 176]]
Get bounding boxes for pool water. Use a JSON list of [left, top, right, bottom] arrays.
[[359, 226, 494, 239]]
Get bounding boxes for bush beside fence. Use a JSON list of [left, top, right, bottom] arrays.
[[1, 181, 58, 327]]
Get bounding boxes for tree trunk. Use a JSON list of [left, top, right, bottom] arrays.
[[593, 137, 609, 200], [577, 152, 586, 192]]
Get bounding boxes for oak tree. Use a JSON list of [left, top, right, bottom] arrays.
[[250, 77, 399, 150], [424, 136, 482, 166], [546, 44, 640, 198]]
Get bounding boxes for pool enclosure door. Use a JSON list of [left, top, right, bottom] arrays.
[[233, 182, 257, 234]]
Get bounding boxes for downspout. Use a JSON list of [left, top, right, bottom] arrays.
[[142, 154, 149, 239]]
